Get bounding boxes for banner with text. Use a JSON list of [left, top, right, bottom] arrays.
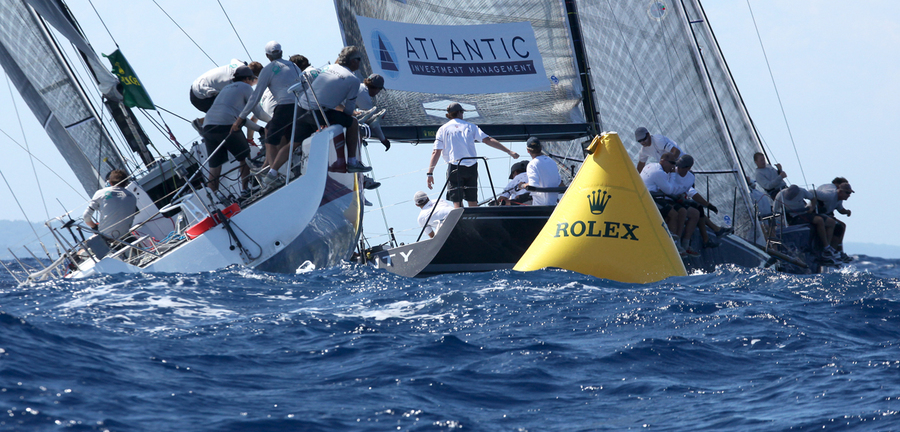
[[355, 16, 550, 94]]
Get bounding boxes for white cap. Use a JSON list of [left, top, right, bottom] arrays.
[[414, 191, 429, 206], [265, 41, 282, 55]]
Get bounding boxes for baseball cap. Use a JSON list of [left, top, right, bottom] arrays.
[[634, 127, 650, 142], [414, 191, 429, 205], [447, 102, 465, 113], [675, 154, 694, 168], [839, 183, 854, 193], [367, 74, 385, 89], [526, 137, 542, 151], [233, 65, 254, 80], [509, 161, 528, 179], [265, 41, 282, 55]]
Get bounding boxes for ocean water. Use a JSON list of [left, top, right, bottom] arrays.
[[1, 256, 899, 431]]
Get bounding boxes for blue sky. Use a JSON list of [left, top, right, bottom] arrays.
[[0, 1, 896, 253]]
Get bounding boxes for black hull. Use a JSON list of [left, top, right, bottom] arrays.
[[370, 206, 554, 277]]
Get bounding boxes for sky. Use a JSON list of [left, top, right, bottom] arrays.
[[0, 0, 897, 255]]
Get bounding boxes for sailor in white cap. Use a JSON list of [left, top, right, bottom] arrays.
[[634, 126, 682, 174], [414, 191, 455, 238], [233, 41, 304, 188]]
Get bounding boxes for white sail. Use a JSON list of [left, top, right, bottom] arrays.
[[0, 0, 127, 195]]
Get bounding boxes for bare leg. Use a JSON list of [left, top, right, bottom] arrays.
[[466, 200, 478, 207], [239, 160, 249, 190], [698, 216, 710, 243], [812, 216, 828, 248], [672, 207, 687, 238], [207, 166, 221, 192], [346, 119, 359, 159], [682, 207, 700, 248]]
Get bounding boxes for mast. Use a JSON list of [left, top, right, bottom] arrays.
[[564, 0, 601, 136], [54, 0, 155, 166]]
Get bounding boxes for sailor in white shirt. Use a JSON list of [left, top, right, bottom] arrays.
[[668, 154, 725, 252], [519, 137, 562, 206], [498, 161, 529, 205], [414, 191, 455, 238], [640, 153, 685, 243], [190, 58, 248, 113], [426, 103, 519, 207], [634, 126, 683, 174]]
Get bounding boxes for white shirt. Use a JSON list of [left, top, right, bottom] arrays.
[[638, 134, 682, 163], [640, 163, 676, 195], [667, 170, 698, 199], [526, 155, 561, 206], [190, 58, 245, 99], [433, 118, 490, 167], [259, 89, 277, 118], [417, 199, 455, 237], [82, 186, 137, 239], [501, 172, 529, 200]]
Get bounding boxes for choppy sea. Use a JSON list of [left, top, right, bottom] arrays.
[[1, 256, 899, 431]]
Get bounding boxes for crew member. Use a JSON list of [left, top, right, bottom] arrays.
[[426, 103, 519, 208], [519, 137, 561, 206], [83, 169, 138, 240], [754, 152, 787, 199], [634, 126, 682, 174], [189, 59, 260, 131], [414, 191, 455, 238], [498, 161, 529, 205], [203, 65, 268, 196], [296, 46, 372, 173], [233, 41, 304, 187]]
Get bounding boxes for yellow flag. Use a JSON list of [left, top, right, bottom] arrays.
[[514, 133, 686, 283]]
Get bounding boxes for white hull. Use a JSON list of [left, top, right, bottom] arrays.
[[66, 126, 362, 278]]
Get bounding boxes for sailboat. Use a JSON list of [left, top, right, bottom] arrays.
[[0, 0, 365, 283], [335, 0, 820, 277]]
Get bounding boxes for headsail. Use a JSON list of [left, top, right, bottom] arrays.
[[333, 0, 591, 141], [0, 0, 128, 195]]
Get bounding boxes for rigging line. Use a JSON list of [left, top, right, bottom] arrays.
[[4, 73, 51, 220], [155, 105, 192, 123], [0, 168, 45, 247], [216, 0, 252, 62], [746, 0, 807, 186], [361, 142, 392, 237], [604, 0, 663, 133], [86, 0, 118, 47], [150, 0, 217, 66], [0, 126, 88, 200]]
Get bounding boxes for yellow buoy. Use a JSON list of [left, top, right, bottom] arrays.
[[514, 132, 686, 283]]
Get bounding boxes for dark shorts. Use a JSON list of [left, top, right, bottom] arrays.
[[189, 88, 216, 113], [652, 196, 674, 219], [202, 125, 250, 169], [788, 212, 817, 226], [266, 104, 299, 146], [447, 163, 478, 203]]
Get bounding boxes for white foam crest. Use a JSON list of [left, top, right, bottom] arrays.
[[57, 281, 237, 327], [331, 295, 452, 321]]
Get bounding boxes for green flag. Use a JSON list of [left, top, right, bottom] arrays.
[[103, 49, 155, 110]]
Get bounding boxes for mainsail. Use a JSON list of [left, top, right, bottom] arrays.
[[333, 0, 766, 238], [333, 0, 590, 141], [0, 0, 127, 195]]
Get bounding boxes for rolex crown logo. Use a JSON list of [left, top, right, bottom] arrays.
[[587, 188, 612, 215]]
